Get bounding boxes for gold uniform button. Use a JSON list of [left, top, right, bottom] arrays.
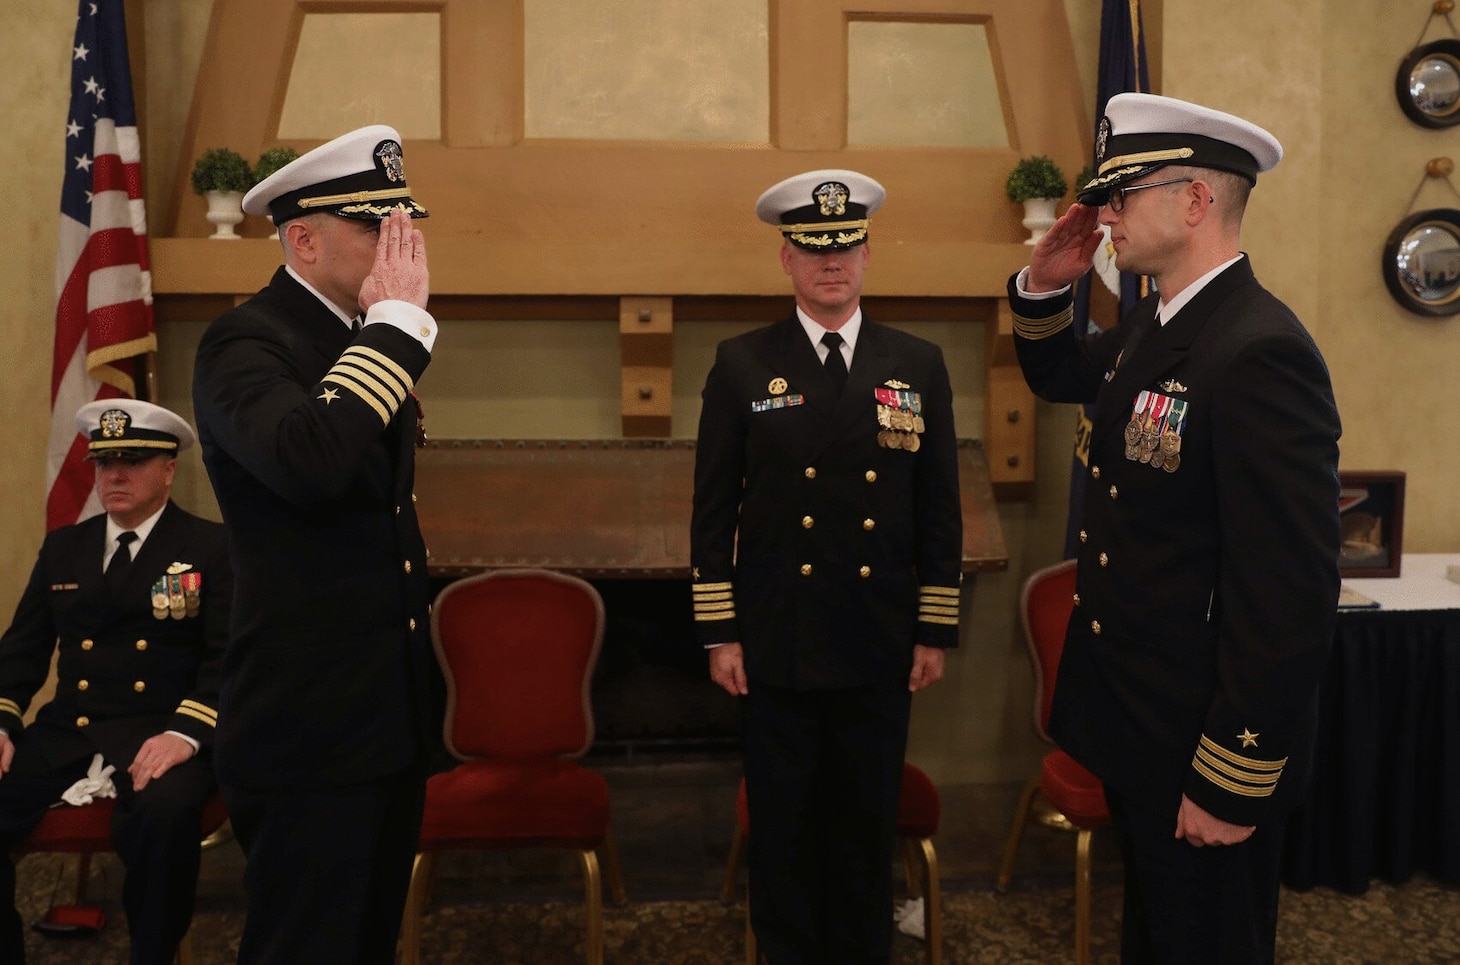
[[804, 467, 817, 479], [859, 566, 871, 578], [1073, 593, 1081, 606], [865, 470, 878, 483], [412, 493, 418, 503], [1099, 553, 1109, 567], [1091, 620, 1102, 635], [802, 516, 815, 529], [404, 560, 413, 574], [81, 639, 94, 651], [76, 716, 89, 727], [134, 681, 146, 693], [77, 680, 89, 691], [1091, 466, 1101, 479], [409, 618, 417, 631], [396, 505, 402, 515], [800, 564, 813, 576], [1109, 485, 1119, 500], [862, 518, 875, 531], [136, 640, 148, 652], [1079, 530, 1088, 543]]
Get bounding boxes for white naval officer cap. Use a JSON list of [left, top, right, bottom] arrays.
[[1078, 93, 1283, 206], [75, 399, 196, 461], [242, 124, 428, 227], [755, 169, 886, 251]]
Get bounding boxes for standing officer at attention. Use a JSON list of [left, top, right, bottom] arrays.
[[1009, 93, 1341, 963], [0, 399, 230, 965], [192, 125, 443, 964], [692, 169, 963, 964]]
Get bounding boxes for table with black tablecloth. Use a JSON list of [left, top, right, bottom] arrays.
[[1283, 554, 1460, 893]]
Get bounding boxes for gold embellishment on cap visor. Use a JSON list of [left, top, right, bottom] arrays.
[[788, 227, 869, 248], [1096, 147, 1195, 176], [779, 218, 869, 234], [88, 439, 178, 452], [297, 187, 415, 209]]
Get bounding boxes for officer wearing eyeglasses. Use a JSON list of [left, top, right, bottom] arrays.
[[1007, 93, 1341, 964]]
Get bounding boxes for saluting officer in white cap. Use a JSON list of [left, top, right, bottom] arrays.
[[1009, 93, 1342, 963], [691, 170, 963, 963], [0, 398, 230, 964], [192, 125, 442, 964]]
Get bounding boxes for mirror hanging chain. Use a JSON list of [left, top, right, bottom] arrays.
[[1405, 157, 1460, 214], [1415, 0, 1458, 47]]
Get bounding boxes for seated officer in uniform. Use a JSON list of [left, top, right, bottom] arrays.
[[691, 170, 963, 964], [0, 399, 231, 965]]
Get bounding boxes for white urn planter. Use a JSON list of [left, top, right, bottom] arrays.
[[1021, 197, 1059, 246], [204, 190, 245, 240]]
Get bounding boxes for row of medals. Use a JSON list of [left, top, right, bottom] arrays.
[[152, 573, 201, 621], [878, 404, 925, 451], [1124, 415, 1182, 472]]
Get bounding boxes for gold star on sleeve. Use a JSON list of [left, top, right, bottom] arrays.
[[1237, 728, 1259, 748], [318, 387, 340, 404]]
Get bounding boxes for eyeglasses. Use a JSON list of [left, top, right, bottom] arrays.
[[1107, 177, 1195, 212]]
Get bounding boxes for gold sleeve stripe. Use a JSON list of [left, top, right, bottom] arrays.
[[322, 374, 392, 426], [331, 363, 401, 411], [693, 582, 734, 592], [920, 607, 960, 619], [1012, 304, 1075, 341], [694, 611, 736, 622], [350, 346, 414, 392], [694, 592, 733, 602], [694, 601, 735, 613], [919, 614, 961, 626], [1192, 758, 1276, 798], [1193, 747, 1281, 787], [338, 356, 408, 405], [0, 698, 22, 718], [180, 699, 218, 722], [176, 705, 218, 728], [1198, 735, 1287, 772], [919, 586, 960, 598]]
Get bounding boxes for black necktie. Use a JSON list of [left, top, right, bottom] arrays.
[[821, 331, 848, 395], [106, 531, 137, 592]]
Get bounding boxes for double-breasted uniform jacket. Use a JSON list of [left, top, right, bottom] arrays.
[[1010, 257, 1342, 826], [691, 316, 963, 689], [193, 267, 445, 792], [0, 501, 230, 767]]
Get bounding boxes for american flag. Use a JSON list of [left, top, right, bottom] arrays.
[[48, 0, 156, 531]]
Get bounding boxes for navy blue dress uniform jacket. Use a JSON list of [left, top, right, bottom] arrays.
[[1009, 257, 1342, 826], [193, 267, 445, 792], [691, 316, 963, 689], [0, 501, 230, 766]]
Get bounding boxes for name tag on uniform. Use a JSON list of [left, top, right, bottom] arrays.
[[49, 583, 79, 592]]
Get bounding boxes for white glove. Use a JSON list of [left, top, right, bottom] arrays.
[[59, 753, 118, 806]]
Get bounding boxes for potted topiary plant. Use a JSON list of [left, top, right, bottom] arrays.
[[252, 147, 300, 238], [1005, 155, 1068, 245], [190, 147, 253, 240]]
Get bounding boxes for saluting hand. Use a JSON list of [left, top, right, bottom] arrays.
[[129, 732, 196, 792], [358, 208, 430, 311], [1025, 203, 1104, 294], [0, 733, 13, 780]]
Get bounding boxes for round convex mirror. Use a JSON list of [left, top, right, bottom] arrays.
[[1383, 209, 1460, 315], [1397, 40, 1460, 127]]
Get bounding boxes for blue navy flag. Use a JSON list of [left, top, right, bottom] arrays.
[[1062, 0, 1150, 557], [48, 0, 156, 531]]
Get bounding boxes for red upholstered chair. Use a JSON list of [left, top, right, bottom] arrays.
[[996, 558, 1111, 965], [720, 762, 943, 965], [399, 569, 625, 965], [13, 789, 230, 965]]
